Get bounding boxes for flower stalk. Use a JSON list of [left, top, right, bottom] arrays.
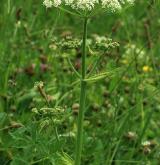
[[75, 17, 88, 165]]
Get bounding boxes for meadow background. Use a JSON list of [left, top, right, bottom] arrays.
[[0, 0, 160, 164]]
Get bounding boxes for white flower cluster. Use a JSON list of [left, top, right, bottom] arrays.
[[43, 0, 134, 11]]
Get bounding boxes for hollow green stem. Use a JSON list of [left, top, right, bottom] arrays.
[[75, 17, 88, 165]]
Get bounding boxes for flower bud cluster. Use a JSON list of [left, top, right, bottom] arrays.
[[32, 107, 65, 117], [93, 35, 119, 51], [55, 36, 81, 50]]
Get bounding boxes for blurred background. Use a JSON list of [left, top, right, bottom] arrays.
[[0, 0, 160, 164]]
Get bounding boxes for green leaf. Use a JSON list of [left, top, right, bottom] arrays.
[[50, 153, 73, 165], [11, 157, 28, 165], [85, 67, 123, 83]]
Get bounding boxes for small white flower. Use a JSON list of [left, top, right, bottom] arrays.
[[142, 141, 151, 147], [43, 0, 53, 8], [53, 0, 62, 7], [43, 0, 135, 11]]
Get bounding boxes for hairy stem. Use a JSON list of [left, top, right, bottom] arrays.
[[75, 17, 88, 165]]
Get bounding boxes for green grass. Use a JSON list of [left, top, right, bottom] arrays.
[[0, 0, 160, 164]]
